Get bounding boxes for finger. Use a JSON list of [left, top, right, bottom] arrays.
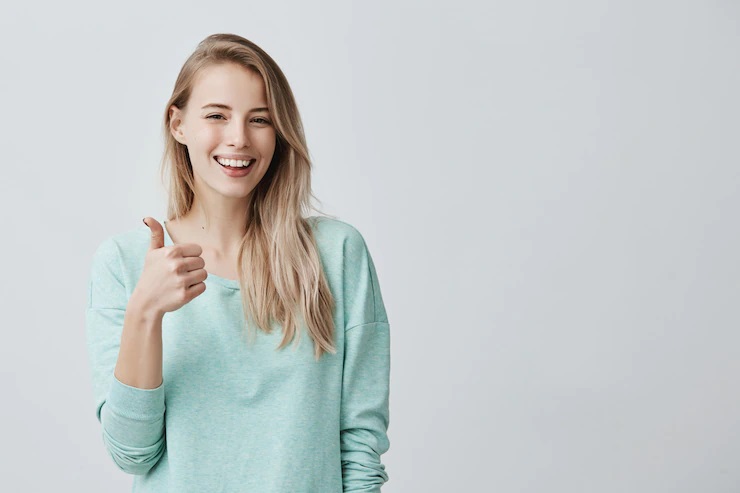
[[143, 217, 165, 250]]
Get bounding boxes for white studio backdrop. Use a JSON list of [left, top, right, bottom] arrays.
[[0, 0, 738, 491]]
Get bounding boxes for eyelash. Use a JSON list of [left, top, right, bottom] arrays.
[[206, 114, 271, 125]]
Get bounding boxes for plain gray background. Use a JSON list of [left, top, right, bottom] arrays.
[[1, 0, 738, 491]]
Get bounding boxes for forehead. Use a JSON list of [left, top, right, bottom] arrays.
[[189, 63, 267, 109]]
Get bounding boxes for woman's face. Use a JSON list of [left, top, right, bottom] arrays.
[[168, 62, 277, 200]]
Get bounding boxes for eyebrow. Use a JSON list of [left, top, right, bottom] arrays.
[[201, 103, 270, 113]]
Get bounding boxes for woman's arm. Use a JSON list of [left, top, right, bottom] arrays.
[[85, 237, 166, 475], [339, 228, 391, 492], [341, 321, 391, 492], [115, 296, 164, 390]]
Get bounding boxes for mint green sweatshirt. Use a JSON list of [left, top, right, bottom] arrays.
[[85, 216, 391, 492]]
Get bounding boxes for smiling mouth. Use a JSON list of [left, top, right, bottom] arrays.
[[213, 157, 255, 169]]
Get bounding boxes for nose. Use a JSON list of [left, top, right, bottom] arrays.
[[227, 120, 250, 148]]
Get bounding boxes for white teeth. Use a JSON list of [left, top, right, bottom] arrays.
[[216, 157, 254, 167]]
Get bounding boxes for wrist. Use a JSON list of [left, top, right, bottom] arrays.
[[128, 290, 165, 322]]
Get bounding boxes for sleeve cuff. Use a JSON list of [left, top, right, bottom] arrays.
[[106, 374, 165, 420]]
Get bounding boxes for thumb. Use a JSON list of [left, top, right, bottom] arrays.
[[143, 217, 165, 250]]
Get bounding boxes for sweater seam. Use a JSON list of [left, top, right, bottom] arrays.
[[111, 238, 129, 294], [104, 404, 165, 421], [345, 320, 389, 333], [366, 238, 379, 325]]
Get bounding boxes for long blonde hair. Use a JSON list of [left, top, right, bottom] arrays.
[[159, 33, 338, 361]]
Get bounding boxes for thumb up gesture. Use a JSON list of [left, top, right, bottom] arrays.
[[132, 217, 208, 317]]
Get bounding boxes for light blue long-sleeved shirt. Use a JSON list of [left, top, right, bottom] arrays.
[[85, 216, 391, 492]]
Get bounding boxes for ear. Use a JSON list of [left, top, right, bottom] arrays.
[[169, 105, 187, 144]]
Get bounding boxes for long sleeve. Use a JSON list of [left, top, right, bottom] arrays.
[[340, 229, 391, 492], [85, 237, 166, 475]]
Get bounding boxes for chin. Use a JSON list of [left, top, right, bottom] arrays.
[[218, 187, 257, 199]]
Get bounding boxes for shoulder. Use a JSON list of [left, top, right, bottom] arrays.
[[308, 216, 388, 328], [308, 216, 378, 266], [89, 223, 152, 287], [306, 215, 380, 287], [92, 223, 150, 260], [307, 215, 373, 260]]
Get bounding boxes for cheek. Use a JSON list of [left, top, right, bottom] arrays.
[[196, 125, 223, 148], [257, 130, 277, 152]]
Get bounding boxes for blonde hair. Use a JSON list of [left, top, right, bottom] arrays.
[[159, 33, 338, 361]]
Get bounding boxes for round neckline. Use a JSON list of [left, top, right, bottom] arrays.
[[161, 218, 241, 290]]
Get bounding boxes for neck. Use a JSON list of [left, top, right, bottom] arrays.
[[181, 198, 250, 255]]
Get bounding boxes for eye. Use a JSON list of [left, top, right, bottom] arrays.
[[253, 117, 271, 125], [206, 114, 225, 120]]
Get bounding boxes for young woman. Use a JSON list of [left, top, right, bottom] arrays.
[[85, 33, 391, 492]]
